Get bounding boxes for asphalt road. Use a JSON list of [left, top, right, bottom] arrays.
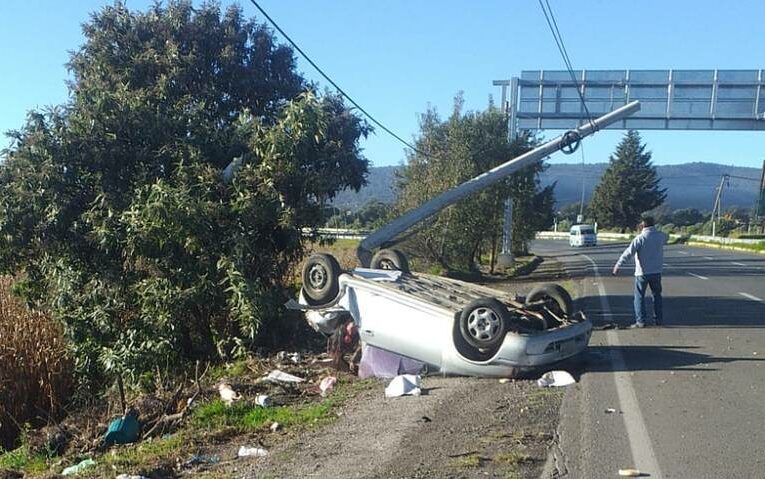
[[530, 239, 765, 479]]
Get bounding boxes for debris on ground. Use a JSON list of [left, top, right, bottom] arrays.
[[499, 378, 512, 384], [270, 422, 281, 432], [238, 445, 269, 458], [276, 351, 302, 364], [358, 344, 424, 379], [255, 394, 272, 407], [115, 474, 149, 479], [266, 370, 305, 384], [618, 468, 644, 477], [605, 408, 617, 414], [103, 411, 140, 446], [319, 376, 337, 397], [537, 370, 576, 388], [183, 454, 221, 467], [384, 374, 422, 398], [218, 382, 242, 406], [61, 458, 96, 476]]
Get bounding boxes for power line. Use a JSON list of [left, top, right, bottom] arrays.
[[246, 0, 425, 155], [537, 0, 594, 126]]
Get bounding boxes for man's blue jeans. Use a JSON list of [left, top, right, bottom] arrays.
[[634, 274, 663, 325]]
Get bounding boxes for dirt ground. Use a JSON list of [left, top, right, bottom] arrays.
[[236, 377, 562, 479], [222, 267, 576, 479]]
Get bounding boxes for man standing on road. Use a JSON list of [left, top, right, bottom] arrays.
[[612, 216, 666, 328]]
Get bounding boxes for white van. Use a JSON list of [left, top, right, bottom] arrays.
[[569, 224, 597, 247]]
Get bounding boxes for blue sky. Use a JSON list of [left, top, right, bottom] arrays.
[[1, 0, 764, 169]]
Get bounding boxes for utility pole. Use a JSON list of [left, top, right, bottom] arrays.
[[758, 159, 765, 233], [711, 174, 729, 237], [497, 78, 519, 268]]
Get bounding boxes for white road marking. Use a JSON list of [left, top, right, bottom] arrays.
[[687, 272, 709, 280], [583, 254, 664, 479], [731, 262, 746, 267], [704, 256, 715, 260], [677, 251, 689, 255], [739, 292, 763, 302]]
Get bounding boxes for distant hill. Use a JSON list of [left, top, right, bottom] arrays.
[[545, 162, 761, 210], [332, 162, 762, 212], [331, 165, 399, 210]]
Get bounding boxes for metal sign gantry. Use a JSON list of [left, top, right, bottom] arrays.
[[495, 69, 765, 136]]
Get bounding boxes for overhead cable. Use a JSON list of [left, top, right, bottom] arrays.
[[537, 0, 595, 127], [247, 0, 426, 156]]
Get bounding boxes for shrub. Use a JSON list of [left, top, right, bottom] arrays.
[[0, 278, 73, 450], [0, 3, 369, 388]]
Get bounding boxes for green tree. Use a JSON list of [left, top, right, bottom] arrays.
[[0, 2, 370, 387], [395, 96, 554, 272], [589, 130, 666, 231], [671, 208, 705, 227]]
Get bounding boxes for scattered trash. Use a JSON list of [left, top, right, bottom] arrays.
[[618, 468, 643, 477], [267, 370, 305, 384], [269, 422, 280, 432], [183, 454, 221, 467], [418, 416, 432, 423], [116, 475, 149, 479], [319, 376, 337, 397], [62, 458, 96, 476], [358, 344, 425, 379], [276, 351, 302, 363], [255, 394, 272, 407], [218, 383, 242, 406], [384, 374, 422, 397], [104, 412, 140, 446], [238, 446, 269, 458], [537, 370, 576, 388], [605, 408, 617, 414], [499, 378, 511, 384]]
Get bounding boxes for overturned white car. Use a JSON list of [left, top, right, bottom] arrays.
[[294, 252, 591, 377]]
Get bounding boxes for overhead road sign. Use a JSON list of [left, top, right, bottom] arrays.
[[494, 69, 765, 132]]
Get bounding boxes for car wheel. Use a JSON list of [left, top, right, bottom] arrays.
[[459, 298, 510, 350], [526, 283, 573, 317], [370, 248, 410, 273], [301, 253, 341, 305]]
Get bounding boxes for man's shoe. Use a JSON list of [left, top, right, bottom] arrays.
[[629, 322, 645, 329]]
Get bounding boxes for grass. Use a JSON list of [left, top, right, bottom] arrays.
[[207, 359, 252, 381], [688, 239, 765, 254], [448, 454, 482, 468], [0, 444, 48, 473], [494, 450, 532, 466], [84, 433, 186, 476], [527, 388, 563, 408], [192, 378, 376, 432], [192, 399, 336, 431]]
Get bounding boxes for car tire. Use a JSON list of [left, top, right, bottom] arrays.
[[526, 283, 574, 317], [301, 253, 341, 305], [370, 249, 410, 273], [459, 298, 510, 350]]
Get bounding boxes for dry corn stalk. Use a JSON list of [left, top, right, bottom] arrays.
[[0, 277, 73, 450]]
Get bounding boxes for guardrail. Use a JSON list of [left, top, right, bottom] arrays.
[[536, 231, 765, 246], [303, 227, 369, 240], [536, 231, 631, 241]]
